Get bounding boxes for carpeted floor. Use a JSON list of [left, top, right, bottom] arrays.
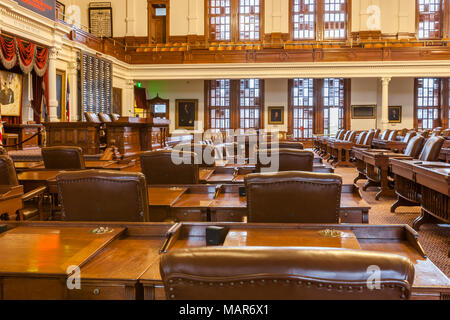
[[335, 166, 449, 277]]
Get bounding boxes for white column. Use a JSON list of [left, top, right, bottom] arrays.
[[126, 0, 136, 37], [68, 61, 78, 122], [48, 47, 59, 122], [381, 77, 391, 130], [123, 80, 135, 117]]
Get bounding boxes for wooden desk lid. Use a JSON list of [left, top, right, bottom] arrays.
[[0, 226, 125, 276], [223, 229, 361, 250]]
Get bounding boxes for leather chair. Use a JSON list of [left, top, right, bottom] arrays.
[[84, 112, 101, 123], [140, 150, 199, 184], [186, 143, 216, 167], [363, 130, 375, 146], [373, 128, 381, 139], [256, 149, 314, 173], [341, 130, 351, 141], [42, 146, 85, 170], [336, 130, 346, 140], [98, 113, 113, 123], [355, 131, 367, 145], [278, 141, 304, 150], [161, 247, 415, 300], [418, 136, 445, 161], [387, 130, 397, 141], [0, 155, 46, 221], [110, 113, 120, 122], [403, 135, 425, 158], [56, 170, 149, 222], [379, 129, 390, 140], [402, 131, 416, 143], [245, 171, 342, 223]]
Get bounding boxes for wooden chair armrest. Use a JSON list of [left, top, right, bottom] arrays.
[[22, 186, 47, 202]]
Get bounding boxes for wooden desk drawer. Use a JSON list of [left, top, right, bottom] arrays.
[[172, 209, 207, 222], [66, 283, 136, 300], [211, 209, 246, 222], [340, 209, 368, 224]]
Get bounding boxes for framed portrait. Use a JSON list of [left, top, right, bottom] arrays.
[[351, 105, 376, 119], [268, 107, 284, 125], [176, 99, 198, 130], [0, 70, 23, 117], [388, 106, 402, 123]]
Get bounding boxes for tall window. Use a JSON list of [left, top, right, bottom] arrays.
[[323, 78, 345, 136], [291, 0, 347, 41], [417, 0, 443, 39], [291, 78, 314, 139], [292, 0, 316, 40], [209, 79, 231, 130], [239, 79, 261, 129], [206, 79, 264, 130], [416, 78, 441, 130], [208, 0, 262, 42]]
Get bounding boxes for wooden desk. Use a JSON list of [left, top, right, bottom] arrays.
[[14, 160, 136, 171], [147, 184, 370, 224], [17, 170, 61, 193], [328, 140, 355, 167], [390, 159, 450, 230], [0, 185, 23, 221], [1, 221, 448, 300], [371, 139, 407, 152], [358, 149, 412, 200]]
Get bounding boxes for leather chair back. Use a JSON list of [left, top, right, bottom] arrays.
[[342, 131, 350, 141], [57, 170, 149, 222], [278, 141, 304, 150], [257, 149, 314, 173], [84, 112, 101, 123], [110, 113, 120, 122], [355, 131, 367, 144], [245, 171, 342, 223], [42, 146, 85, 170], [0, 155, 19, 186], [363, 131, 375, 146], [334, 129, 342, 139], [161, 247, 415, 300], [336, 130, 346, 140], [140, 150, 199, 184], [379, 129, 390, 140], [402, 131, 416, 143], [387, 130, 397, 141], [431, 127, 442, 137], [404, 135, 425, 158], [373, 129, 381, 139], [346, 131, 357, 142], [418, 136, 445, 161], [98, 113, 113, 123], [190, 143, 216, 167]]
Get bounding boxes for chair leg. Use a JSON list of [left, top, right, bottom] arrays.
[[412, 209, 432, 231], [390, 195, 419, 213]]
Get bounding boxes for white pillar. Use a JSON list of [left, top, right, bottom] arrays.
[[123, 80, 135, 117], [48, 47, 59, 122], [381, 77, 391, 130], [68, 61, 78, 122]]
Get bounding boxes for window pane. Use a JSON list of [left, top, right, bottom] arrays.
[[239, 0, 261, 40], [292, 79, 314, 139], [209, 79, 231, 129], [209, 0, 231, 41], [416, 77, 440, 130], [292, 0, 316, 40], [323, 0, 347, 40], [323, 78, 345, 135], [418, 0, 442, 39], [239, 79, 262, 129]]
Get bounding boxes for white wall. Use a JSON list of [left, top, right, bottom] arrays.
[[145, 79, 205, 134], [351, 78, 378, 130], [388, 77, 415, 129], [264, 79, 288, 132]]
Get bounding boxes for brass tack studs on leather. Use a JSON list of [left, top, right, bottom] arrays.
[[169, 279, 174, 284], [219, 283, 224, 286], [230, 282, 234, 286], [348, 286, 353, 291], [297, 281, 302, 285], [285, 280, 290, 284], [169, 287, 174, 291], [209, 282, 213, 286], [338, 285, 343, 290], [250, 280, 255, 284], [328, 285, 332, 289], [239, 281, 244, 285], [272, 279, 277, 283], [260, 279, 265, 283], [318, 283, 323, 287], [307, 282, 311, 286], [170, 294, 175, 299]]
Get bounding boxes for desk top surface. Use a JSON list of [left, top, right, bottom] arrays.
[[0, 226, 124, 276]]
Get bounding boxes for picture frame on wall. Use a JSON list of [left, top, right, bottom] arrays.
[[175, 99, 198, 130], [88, 4, 113, 38], [0, 70, 23, 117], [388, 106, 402, 123], [268, 106, 284, 125], [56, 1, 65, 21], [112, 87, 122, 115], [351, 105, 376, 119]]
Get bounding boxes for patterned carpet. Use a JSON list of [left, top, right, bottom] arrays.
[[335, 166, 450, 277]]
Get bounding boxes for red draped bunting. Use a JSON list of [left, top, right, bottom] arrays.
[[0, 34, 48, 76]]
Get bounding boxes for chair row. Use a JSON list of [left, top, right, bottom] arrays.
[[84, 112, 120, 123]]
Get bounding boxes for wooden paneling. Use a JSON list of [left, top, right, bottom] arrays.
[[4, 124, 42, 150], [44, 123, 101, 155]]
